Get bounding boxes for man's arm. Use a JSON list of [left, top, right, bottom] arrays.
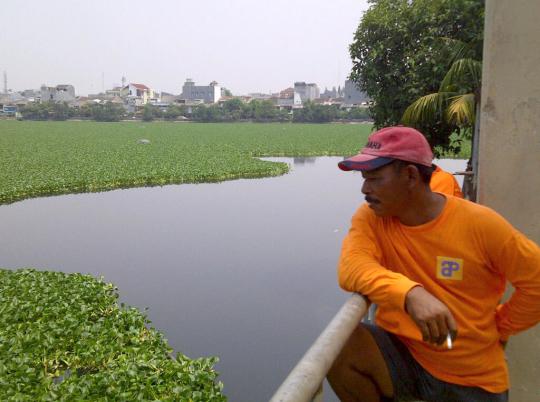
[[339, 205, 458, 345], [493, 230, 540, 341], [338, 205, 420, 311]]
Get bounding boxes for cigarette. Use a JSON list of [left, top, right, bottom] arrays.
[[446, 334, 453, 349]]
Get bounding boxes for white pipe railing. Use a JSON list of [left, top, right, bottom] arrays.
[[270, 293, 369, 402]]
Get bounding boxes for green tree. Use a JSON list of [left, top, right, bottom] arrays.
[[19, 103, 45, 120], [20, 102, 74, 121], [349, 0, 484, 152], [142, 104, 155, 121], [90, 103, 125, 122], [78, 104, 94, 118], [164, 104, 186, 120], [252, 100, 278, 122], [50, 102, 74, 121], [222, 98, 244, 121], [337, 106, 372, 121], [402, 39, 483, 199], [293, 102, 339, 123], [402, 45, 482, 139], [192, 105, 224, 122]]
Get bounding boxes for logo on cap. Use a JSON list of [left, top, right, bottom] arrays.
[[365, 141, 382, 150]]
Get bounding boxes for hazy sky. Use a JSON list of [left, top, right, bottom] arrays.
[[1, 0, 369, 96]]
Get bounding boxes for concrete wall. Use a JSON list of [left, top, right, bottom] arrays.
[[478, 1, 540, 400]]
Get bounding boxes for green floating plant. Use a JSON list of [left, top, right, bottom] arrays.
[[0, 268, 226, 401], [0, 121, 370, 205]]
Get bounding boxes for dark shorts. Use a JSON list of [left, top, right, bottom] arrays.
[[363, 323, 509, 402]]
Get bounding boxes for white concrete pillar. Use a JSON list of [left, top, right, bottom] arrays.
[[478, 1, 540, 400]]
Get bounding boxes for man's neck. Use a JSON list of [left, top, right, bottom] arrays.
[[398, 191, 447, 226]]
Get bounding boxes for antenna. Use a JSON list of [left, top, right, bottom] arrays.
[[3, 71, 7, 94], [121, 76, 126, 87]]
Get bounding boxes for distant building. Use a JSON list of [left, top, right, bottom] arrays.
[[180, 79, 221, 103], [248, 92, 273, 100], [105, 86, 123, 97], [280, 87, 295, 98], [344, 80, 369, 105], [276, 87, 302, 109], [294, 82, 320, 102], [120, 83, 154, 106], [20, 89, 40, 100], [160, 92, 177, 104], [320, 86, 344, 100], [2, 105, 18, 116], [40, 84, 76, 103]]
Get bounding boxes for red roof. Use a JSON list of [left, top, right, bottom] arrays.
[[130, 83, 149, 90]]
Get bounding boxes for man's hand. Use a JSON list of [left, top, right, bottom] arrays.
[[405, 286, 458, 345]]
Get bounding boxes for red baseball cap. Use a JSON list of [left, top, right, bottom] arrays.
[[338, 126, 433, 171]]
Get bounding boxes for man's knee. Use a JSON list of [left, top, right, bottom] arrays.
[[329, 325, 371, 378], [327, 324, 393, 397]]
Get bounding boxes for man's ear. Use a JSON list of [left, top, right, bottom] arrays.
[[405, 164, 421, 187]]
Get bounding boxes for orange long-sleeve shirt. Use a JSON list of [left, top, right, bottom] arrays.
[[430, 165, 463, 197], [338, 196, 540, 393]]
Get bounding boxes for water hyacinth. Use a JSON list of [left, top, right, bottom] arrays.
[[0, 269, 226, 401], [0, 121, 368, 205]]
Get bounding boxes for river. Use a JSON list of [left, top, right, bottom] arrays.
[[0, 157, 466, 401]]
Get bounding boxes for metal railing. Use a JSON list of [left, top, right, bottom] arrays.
[[270, 293, 369, 402]]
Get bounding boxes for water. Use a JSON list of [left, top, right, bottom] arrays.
[[0, 157, 466, 401]]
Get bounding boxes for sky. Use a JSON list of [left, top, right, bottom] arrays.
[[1, 0, 369, 96]]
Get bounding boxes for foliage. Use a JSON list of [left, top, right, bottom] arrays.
[[19, 100, 371, 125], [402, 56, 482, 131], [293, 101, 338, 123], [81, 103, 125, 122], [20, 102, 75, 121], [20, 102, 126, 122], [349, 0, 484, 153], [293, 103, 371, 123], [164, 104, 187, 120], [434, 130, 471, 159], [251, 100, 284, 122], [191, 100, 290, 123], [192, 105, 226, 122], [0, 268, 225, 401], [340, 107, 371, 121], [221, 98, 245, 121], [0, 120, 374, 204], [142, 104, 155, 121]]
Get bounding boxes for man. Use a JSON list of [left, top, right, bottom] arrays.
[[328, 126, 540, 402], [431, 165, 463, 198]]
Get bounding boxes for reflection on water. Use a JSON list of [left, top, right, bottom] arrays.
[[292, 157, 317, 165], [0, 157, 466, 402]]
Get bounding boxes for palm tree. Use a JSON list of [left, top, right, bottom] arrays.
[[402, 57, 481, 131], [402, 38, 482, 200]]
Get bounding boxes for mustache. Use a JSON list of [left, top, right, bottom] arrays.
[[365, 196, 380, 204]]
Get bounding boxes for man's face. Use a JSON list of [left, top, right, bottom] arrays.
[[361, 162, 409, 217]]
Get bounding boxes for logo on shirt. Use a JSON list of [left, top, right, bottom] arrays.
[[436, 256, 464, 280]]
